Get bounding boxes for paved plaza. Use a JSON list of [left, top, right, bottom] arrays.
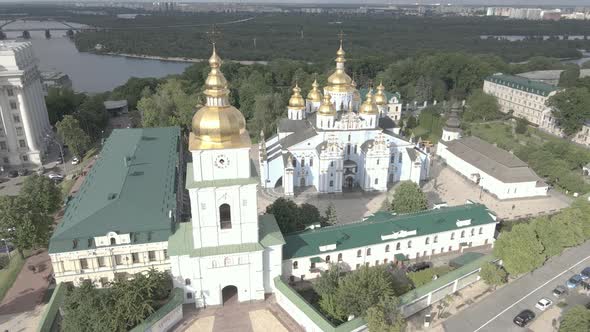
[[424, 162, 571, 220]]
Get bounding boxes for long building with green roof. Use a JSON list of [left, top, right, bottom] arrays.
[[49, 127, 182, 286], [282, 203, 498, 281]]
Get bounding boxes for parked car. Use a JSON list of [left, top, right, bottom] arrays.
[[71, 156, 80, 165], [580, 267, 590, 280], [566, 274, 583, 289], [535, 298, 553, 311], [47, 173, 64, 181], [7, 170, 18, 178], [552, 285, 567, 298], [17, 169, 28, 176], [513, 310, 535, 327], [406, 262, 432, 273]]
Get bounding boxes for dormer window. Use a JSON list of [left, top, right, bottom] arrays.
[[110, 237, 116, 245]]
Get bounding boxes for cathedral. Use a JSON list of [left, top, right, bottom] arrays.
[[259, 39, 429, 195]]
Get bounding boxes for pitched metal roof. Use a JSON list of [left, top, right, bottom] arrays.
[[49, 127, 180, 254], [283, 204, 496, 260], [485, 73, 558, 97], [406, 147, 418, 161], [442, 136, 542, 183]]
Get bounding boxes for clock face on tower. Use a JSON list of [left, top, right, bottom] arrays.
[[215, 154, 229, 168]]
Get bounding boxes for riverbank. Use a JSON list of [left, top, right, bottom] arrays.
[[103, 51, 269, 65]]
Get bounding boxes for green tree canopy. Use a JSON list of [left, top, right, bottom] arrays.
[[558, 305, 590, 332], [479, 262, 508, 289], [493, 223, 546, 275], [547, 88, 590, 136], [463, 90, 501, 122], [558, 64, 580, 88], [265, 198, 321, 234], [324, 203, 338, 226], [20, 175, 62, 215], [390, 181, 428, 214], [251, 92, 286, 138], [365, 296, 406, 332], [110, 77, 162, 111], [137, 79, 199, 132], [44, 88, 85, 125], [76, 94, 109, 140], [56, 115, 91, 158]]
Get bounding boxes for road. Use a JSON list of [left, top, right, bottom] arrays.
[[443, 240, 590, 332]]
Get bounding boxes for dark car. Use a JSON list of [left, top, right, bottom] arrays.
[[513, 310, 535, 327], [17, 169, 28, 176], [7, 170, 18, 178], [407, 262, 432, 273], [581, 267, 590, 280]]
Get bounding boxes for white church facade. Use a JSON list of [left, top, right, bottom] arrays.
[[259, 41, 429, 196]]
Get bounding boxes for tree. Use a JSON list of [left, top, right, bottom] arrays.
[[547, 88, 590, 136], [558, 65, 580, 88], [45, 88, 86, 124], [365, 297, 406, 332], [20, 175, 62, 215], [137, 79, 199, 132], [265, 198, 302, 234], [299, 203, 322, 226], [463, 90, 501, 122], [314, 264, 343, 297], [558, 305, 590, 332], [76, 94, 109, 140], [493, 223, 546, 275], [56, 115, 91, 158], [515, 118, 528, 134], [335, 265, 396, 319], [324, 203, 338, 226], [0, 196, 52, 259], [414, 76, 432, 104], [110, 77, 161, 111], [390, 181, 428, 214], [479, 262, 508, 289], [250, 92, 286, 136]]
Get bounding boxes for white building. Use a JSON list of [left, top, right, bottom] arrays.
[[167, 46, 285, 307], [483, 73, 561, 136], [282, 203, 498, 282], [48, 127, 182, 286], [259, 40, 428, 195], [0, 41, 52, 168], [436, 115, 548, 200]]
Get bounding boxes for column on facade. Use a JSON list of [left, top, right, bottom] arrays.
[[16, 88, 39, 152], [24, 84, 43, 151]]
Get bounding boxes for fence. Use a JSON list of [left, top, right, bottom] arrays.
[[37, 283, 66, 332]]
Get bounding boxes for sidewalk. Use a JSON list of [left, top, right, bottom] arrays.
[[0, 250, 53, 331]]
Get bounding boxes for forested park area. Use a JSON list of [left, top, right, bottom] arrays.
[[69, 13, 590, 63]]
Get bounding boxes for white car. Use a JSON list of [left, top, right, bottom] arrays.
[[47, 173, 64, 181], [71, 157, 80, 165], [535, 298, 553, 311]]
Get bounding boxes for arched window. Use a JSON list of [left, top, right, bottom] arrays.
[[375, 178, 379, 185], [377, 159, 380, 165], [479, 227, 483, 235], [385, 245, 390, 252], [425, 237, 430, 245], [408, 240, 412, 248], [348, 134, 351, 141], [366, 248, 372, 256], [470, 228, 475, 236], [293, 261, 298, 269], [461, 230, 465, 238], [219, 204, 232, 229], [326, 255, 331, 263], [338, 253, 342, 262], [110, 237, 116, 245], [292, 158, 297, 168], [301, 158, 305, 167], [434, 235, 438, 243], [185, 278, 191, 286], [357, 249, 362, 257], [347, 145, 351, 154], [354, 145, 358, 154], [451, 232, 455, 240], [310, 158, 314, 167], [396, 243, 401, 250]]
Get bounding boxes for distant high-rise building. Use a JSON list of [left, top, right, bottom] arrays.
[[0, 41, 51, 168]]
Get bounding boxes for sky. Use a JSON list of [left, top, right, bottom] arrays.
[[8, 0, 590, 5]]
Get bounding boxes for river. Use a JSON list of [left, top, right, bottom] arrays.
[[2, 20, 192, 93]]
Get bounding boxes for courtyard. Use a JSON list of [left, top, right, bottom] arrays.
[[424, 161, 572, 220]]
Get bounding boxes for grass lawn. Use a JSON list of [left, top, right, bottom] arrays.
[[468, 121, 590, 194], [0, 253, 25, 302]]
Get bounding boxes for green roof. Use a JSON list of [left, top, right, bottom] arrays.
[[486, 74, 558, 97], [400, 254, 496, 305], [49, 127, 180, 254], [283, 204, 496, 260], [450, 252, 485, 268], [168, 214, 283, 257], [185, 161, 258, 189]]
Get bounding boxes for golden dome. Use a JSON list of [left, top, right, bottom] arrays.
[[306, 79, 322, 102], [326, 40, 353, 93], [317, 94, 336, 116], [288, 83, 305, 109], [374, 82, 387, 106], [190, 45, 250, 150], [359, 90, 379, 115]]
